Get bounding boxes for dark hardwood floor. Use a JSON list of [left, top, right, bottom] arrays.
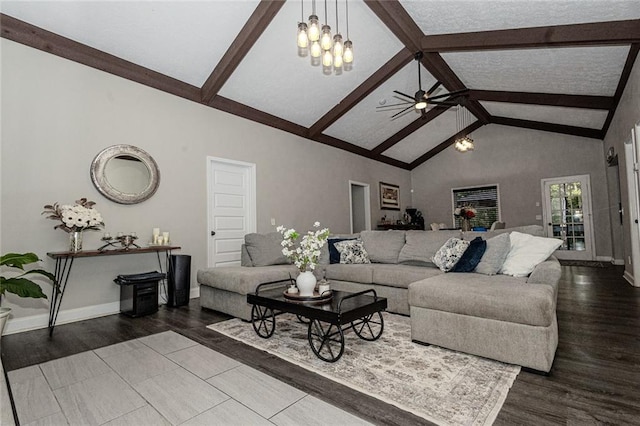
[[2, 265, 639, 425]]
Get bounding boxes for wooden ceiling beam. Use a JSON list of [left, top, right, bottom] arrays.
[[200, 0, 285, 105], [0, 14, 201, 102], [469, 90, 614, 110], [308, 48, 413, 137], [410, 121, 485, 168], [491, 116, 603, 139], [363, 0, 423, 52], [601, 43, 640, 136], [421, 19, 640, 52], [371, 106, 450, 155]]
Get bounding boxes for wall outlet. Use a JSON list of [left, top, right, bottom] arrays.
[[270, 218, 276, 226], [535, 201, 540, 207], [535, 214, 542, 220]]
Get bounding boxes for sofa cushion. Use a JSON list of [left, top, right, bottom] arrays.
[[451, 237, 486, 272], [398, 230, 461, 266], [500, 232, 563, 277], [360, 230, 406, 264], [325, 264, 374, 284], [371, 264, 443, 288], [432, 238, 470, 272], [475, 233, 510, 276], [408, 274, 555, 327], [244, 232, 289, 267], [197, 265, 298, 295], [334, 240, 371, 264]]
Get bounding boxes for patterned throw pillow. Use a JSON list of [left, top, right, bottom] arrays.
[[432, 237, 470, 272], [334, 240, 371, 264]]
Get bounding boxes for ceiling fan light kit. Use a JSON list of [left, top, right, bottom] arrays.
[[297, 0, 353, 74]]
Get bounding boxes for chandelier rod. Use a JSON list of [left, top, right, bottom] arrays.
[[335, 0, 339, 34]]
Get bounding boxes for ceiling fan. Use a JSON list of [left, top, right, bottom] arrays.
[[377, 52, 469, 120]]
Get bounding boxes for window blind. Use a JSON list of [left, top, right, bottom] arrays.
[[452, 185, 500, 229]]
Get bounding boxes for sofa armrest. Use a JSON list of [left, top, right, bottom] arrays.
[[527, 256, 561, 298], [241, 244, 252, 267]]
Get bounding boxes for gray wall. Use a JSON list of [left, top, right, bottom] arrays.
[[410, 124, 613, 258], [603, 55, 640, 278], [0, 40, 411, 329]]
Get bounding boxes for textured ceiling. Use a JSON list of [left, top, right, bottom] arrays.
[[2, 0, 639, 170]]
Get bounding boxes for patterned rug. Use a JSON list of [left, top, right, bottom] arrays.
[[208, 313, 520, 426]]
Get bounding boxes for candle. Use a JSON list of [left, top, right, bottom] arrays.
[[156, 236, 164, 245], [104, 232, 111, 239], [162, 232, 170, 244], [152, 228, 160, 236]]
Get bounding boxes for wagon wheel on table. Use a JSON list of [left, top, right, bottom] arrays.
[[352, 311, 384, 341], [251, 305, 275, 338], [308, 319, 345, 362]]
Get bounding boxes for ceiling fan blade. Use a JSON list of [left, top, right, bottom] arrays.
[[393, 90, 415, 101], [427, 100, 459, 106], [390, 105, 415, 119], [376, 101, 414, 109], [392, 108, 417, 121], [426, 81, 442, 96], [428, 88, 470, 100]]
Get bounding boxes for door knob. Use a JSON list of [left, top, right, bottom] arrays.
[[211, 231, 216, 236]]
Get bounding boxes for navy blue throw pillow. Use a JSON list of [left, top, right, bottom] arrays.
[[452, 237, 487, 272], [328, 238, 356, 264]]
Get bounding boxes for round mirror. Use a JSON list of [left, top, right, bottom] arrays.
[[90, 145, 160, 204]]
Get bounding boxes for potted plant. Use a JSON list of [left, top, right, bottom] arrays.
[[0, 252, 57, 340]]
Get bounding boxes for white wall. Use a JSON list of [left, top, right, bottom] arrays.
[[0, 39, 411, 331], [410, 124, 613, 258], [603, 55, 640, 280]]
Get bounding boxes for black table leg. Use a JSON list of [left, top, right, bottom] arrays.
[[48, 256, 74, 336]]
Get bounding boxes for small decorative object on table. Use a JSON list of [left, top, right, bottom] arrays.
[[277, 221, 329, 297], [98, 232, 140, 251], [454, 205, 476, 232], [42, 198, 104, 252]]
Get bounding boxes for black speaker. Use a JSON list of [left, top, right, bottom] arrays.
[[168, 254, 191, 307]]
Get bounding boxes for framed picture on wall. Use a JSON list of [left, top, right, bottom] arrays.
[[380, 182, 400, 210]]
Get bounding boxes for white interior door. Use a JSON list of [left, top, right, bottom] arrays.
[[542, 174, 595, 260], [207, 157, 256, 267], [349, 181, 371, 233], [624, 124, 640, 286]]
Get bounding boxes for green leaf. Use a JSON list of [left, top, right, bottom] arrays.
[[23, 269, 58, 287], [0, 277, 47, 299], [0, 252, 39, 269]]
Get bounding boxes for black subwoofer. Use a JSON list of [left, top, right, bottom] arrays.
[[115, 271, 165, 317], [168, 254, 191, 307]]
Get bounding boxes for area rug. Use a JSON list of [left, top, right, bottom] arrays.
[[208, 313, 520, 426]]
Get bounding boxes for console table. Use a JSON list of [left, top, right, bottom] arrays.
[[46, 246, 180, 336]]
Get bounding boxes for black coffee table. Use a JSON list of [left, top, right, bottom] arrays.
[[247, 281, 387, 362]]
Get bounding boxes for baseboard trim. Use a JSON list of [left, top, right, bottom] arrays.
[[595, 256, 613, 263], [3, 301, 121, 335], [3, 285, 202, 335], [623, 270, 637, 287]]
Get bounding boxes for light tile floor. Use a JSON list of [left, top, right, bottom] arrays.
[[6, 331, 372, 426]]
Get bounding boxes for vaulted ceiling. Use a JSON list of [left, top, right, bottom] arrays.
[[2, 1, 639, 170]]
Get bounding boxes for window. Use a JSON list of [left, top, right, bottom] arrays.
[[452, 185, 500, 229]]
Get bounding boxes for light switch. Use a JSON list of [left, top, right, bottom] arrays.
[[271, 218, 276, 226], [535, 202, 540, 207], [535, 215, 542, 220]]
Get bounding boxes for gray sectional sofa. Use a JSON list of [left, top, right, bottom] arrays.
[[197, 225, 561, 372]]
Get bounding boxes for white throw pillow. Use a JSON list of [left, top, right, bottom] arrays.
[[432, 237, 470, 272], [500, 232, 562, 277], [334, 239, 371, 264]]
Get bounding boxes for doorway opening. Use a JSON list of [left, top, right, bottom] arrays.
[[349, 181, 371, 233]]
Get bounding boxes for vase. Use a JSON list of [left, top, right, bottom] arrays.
[[296, 271, 317, 297], [461, 218, 471, 232], [0, 307, 11, 351], [69, 231, 83, 252]]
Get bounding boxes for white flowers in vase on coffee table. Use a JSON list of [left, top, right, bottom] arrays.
[[277, 221, 330, 272]]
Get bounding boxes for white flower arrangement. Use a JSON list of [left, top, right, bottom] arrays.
[[277, 221, 330, 272], [42, 198, 104, 233]]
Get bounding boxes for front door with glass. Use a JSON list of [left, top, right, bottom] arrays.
[[542, 175, 594, 260]]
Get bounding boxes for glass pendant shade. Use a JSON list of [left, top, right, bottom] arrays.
[[297, 22, 309, 48], [322, 49, 333, 67], [320, 25, 332, 50], [308, 15, 320, 41], [343, 40, 353, 63], [334, 54, 343, 68], [332, 33, 343, 57], [310, 40, 322, 58]]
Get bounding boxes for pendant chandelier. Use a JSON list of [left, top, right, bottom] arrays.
[[297, 0, 353, 74], [454, 105, 475, 153]]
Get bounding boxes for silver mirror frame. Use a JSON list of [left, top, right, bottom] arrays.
[[90, 144, 160, 204]]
